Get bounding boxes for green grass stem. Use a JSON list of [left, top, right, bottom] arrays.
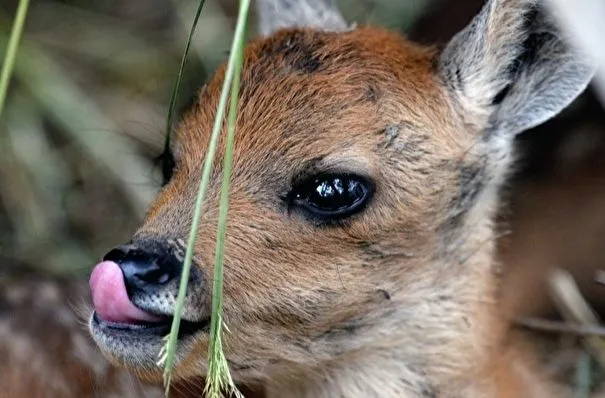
[[159, 1, 251, 396], [164, 0, 206, 150], [0, 0, 30, 118], [203, 15, 246, 398]]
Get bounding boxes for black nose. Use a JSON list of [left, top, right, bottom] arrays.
[[102, 240, 183, 297]]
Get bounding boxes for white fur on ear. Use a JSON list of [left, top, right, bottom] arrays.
[[256, 0, 349, 36], [439, 0, 596, 136]]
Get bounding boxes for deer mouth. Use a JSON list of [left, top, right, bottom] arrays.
[[90, 312, 208, 337], [88, 261, 209, 340]]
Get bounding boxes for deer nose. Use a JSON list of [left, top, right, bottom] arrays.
[[102, 241, 183, 297]]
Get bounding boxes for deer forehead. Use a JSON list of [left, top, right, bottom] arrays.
[[174, 27, 464, 175]]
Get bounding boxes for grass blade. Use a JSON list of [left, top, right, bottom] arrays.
[[160, 0, 251, 395], [204, 14, 246, 398], [0, 0, 30, 118], [164, 0, 207, 151]]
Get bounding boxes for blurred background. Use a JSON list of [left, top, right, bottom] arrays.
[[1, 0, 605, 396], [0, 0, 439, 278]]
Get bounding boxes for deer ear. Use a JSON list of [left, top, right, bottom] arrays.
[[439, 0, 596, 137], [256, 0, 348, 36]]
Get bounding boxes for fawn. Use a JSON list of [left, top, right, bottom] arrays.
[[87, 0, 596, 396]]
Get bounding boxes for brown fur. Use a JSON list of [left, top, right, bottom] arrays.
[[101, 27, 549, 396], [86, 1, 596, 397]]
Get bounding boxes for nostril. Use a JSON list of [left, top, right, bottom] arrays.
[[129, 262, 174, 285], [102, 246, 130, 263]]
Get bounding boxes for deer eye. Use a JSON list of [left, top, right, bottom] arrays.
[[288, 173, 374, 220]]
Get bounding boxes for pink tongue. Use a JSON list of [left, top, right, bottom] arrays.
[[89, 261, 163, 324]]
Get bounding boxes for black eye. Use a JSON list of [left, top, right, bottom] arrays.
[[287, 173, 374, 220]]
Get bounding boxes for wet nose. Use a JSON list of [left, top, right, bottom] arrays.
[[102, 240, 183, 296]]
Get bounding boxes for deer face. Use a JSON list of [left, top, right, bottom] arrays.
[[88, 0, 595, 389]]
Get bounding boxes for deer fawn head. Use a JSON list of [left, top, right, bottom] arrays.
[[88, 0, 595, 396]]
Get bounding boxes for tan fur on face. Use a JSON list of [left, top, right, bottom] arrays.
[[91, 0, 595, 395], [129, 27, 531, 396]]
